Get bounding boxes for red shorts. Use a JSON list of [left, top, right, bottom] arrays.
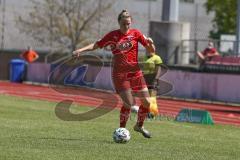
[[112, 71, 147, 93]]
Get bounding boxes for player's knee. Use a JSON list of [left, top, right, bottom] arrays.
[[123, 102, 133, 108], [142, 98, 151, 108]]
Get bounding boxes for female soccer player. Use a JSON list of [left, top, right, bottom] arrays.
[[73, 10, 155, 138]]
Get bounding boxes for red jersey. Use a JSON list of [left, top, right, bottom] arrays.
[[202, 47, 217, 56], [96, 29, 148, 74]]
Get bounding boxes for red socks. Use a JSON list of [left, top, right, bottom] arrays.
[[120, 106, 131, 128], [119, 105, 149, 128], [137, 105, 149, 127]]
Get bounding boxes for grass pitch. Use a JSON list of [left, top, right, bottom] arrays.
[[0, 95, 239, 160]]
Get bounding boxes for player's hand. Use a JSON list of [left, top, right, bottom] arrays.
[[146, 37, 154, 44], [143, 35, 154, 44], [72, 50, 80, 58], [153, 79, 159, 89]]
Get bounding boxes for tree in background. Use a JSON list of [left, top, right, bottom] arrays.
[[205, 0, 237, 39], [17, 0, 113, 53]]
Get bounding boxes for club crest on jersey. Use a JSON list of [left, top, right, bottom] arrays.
[[104, 40, 133, 53], [118, 41, 133, 51]]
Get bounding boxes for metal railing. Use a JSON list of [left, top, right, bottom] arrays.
[[181, 39, 239, 64]]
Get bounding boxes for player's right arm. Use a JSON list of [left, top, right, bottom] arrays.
[[72, 32, 112, 57], [72, 43, 99, 57]]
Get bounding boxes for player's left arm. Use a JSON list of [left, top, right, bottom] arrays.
[[153, 56, 163, 88], [137, 30, 155, 53], [154, 64, 161, 79], [144, 37, 155, 54]]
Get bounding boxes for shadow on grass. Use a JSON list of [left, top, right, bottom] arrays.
[[13, 136, 115, 144]]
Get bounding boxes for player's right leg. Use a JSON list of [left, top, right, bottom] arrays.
[[112, 73, 134, 128], [118, 89, 134, 128], [143, 73, 159, 118]]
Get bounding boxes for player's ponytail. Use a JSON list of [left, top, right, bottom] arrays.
[[118, 9, 132, 22]]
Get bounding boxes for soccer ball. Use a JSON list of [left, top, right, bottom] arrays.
[[113, 128, 131, 143]]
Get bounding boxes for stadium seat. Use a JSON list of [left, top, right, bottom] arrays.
[[203, 56, 240, 73]]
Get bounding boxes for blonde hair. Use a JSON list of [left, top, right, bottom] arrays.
[[118, 10, 131, 22]]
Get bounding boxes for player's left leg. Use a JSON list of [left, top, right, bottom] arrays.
[[134, 87, 151, 138], [134, 87, 152, 138], [129, 74, 152, 138]]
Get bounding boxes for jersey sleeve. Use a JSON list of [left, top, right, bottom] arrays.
[[136, 30, 148, 47], [154, 55, 163, 64], [96, 32, 112, 48]]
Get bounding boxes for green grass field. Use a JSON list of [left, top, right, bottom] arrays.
[[0, 95, 240, 160]]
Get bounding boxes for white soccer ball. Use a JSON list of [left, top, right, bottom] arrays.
[[113, 128, 131, 143]]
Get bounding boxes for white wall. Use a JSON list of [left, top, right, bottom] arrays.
[[163, 70, 240, 103]]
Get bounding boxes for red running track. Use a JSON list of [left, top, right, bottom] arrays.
[[0, 82, 239, 126]]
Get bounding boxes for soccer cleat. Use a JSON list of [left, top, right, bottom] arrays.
[[133, 124, 152, 138], [147, 112, 155, 119]]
